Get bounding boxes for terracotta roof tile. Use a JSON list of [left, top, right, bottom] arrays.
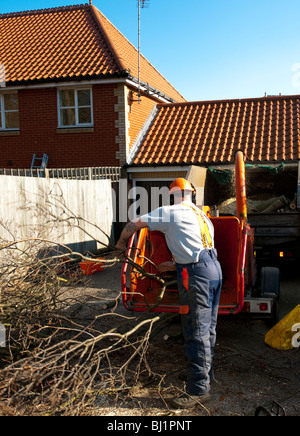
[[131, 95, 300, 165], [0, 5, 119, 83], [0, 4, 185, 102]]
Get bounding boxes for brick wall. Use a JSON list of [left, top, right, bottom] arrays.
[[114, 85, 158, 165], [127, 87, 157, 151], [0, 83, 159, 169], [0, 84, 120, 168]]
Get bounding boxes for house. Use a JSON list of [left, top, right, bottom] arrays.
[[0, 3, 185, 170], [127, 95, 300, 207]]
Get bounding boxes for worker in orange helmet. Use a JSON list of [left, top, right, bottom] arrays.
[[116, 178, 222, 409]]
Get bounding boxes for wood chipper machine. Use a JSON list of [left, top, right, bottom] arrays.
[[121, 151, 280, 320]]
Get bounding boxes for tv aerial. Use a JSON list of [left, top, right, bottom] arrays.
[[137, 0, 150, 103]]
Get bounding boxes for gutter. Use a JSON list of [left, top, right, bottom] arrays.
[[126, 76, 176, 104], [2, 73, 129, 89], [3, 75, 178, 106]]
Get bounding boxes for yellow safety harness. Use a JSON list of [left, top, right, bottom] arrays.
[[182, 203, 213, 249], [178, 203, 214, 315]]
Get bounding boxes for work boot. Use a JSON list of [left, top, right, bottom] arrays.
[[169, 392, 211, 409]]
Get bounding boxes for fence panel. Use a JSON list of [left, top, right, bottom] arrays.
[[0, 176, 114, 254]]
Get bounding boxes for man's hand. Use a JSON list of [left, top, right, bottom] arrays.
[[115, 240, 127, 256]]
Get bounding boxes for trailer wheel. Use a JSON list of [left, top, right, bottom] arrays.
[[260, 266, 280, 300], [261, 266, 281, 324]]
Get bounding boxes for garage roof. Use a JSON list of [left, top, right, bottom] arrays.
[[131, 95, 300, 165]]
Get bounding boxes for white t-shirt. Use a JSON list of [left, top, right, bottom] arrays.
[[140, 200, 215, 265]]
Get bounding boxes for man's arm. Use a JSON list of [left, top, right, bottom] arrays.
[[115, 218, 148, 254]]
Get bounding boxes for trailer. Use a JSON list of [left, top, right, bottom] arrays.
[[209, 161, 300, 266], [122, 151, 280, 321]]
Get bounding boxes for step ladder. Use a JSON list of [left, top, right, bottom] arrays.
[[30, 153, 48, 177]]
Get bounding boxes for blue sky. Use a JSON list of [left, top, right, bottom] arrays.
[[1, 0, 300, 101]]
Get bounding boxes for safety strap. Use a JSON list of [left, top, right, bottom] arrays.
[[177, 205, 213, 316], [182, 203, 213, 249]]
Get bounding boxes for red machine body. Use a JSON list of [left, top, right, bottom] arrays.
[[121, 151, 279, 319]]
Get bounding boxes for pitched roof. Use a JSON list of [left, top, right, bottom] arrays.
[[131, 95, 300, 166], [0, 3, 185, 102]]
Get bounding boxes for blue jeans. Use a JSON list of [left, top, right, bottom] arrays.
[[176, 249, 222, 396]]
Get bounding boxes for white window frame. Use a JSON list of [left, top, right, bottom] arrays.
[[57, 87, 93, 128], [0, 92, 19, 131]]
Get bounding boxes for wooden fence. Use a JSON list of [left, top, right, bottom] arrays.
[[0, 175, 114, 254]]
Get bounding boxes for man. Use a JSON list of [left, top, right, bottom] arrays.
[[115, 178, 222, 409]]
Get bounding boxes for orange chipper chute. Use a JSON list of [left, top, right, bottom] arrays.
[[235, 150, 247, 222]]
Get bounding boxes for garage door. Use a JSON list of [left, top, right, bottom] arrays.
[[134, 180, 172, 215]]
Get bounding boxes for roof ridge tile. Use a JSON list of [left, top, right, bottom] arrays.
[[0, 4, 89, 19], [89, 5, 126, 73]]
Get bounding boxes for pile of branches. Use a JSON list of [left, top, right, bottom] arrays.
[[0, 231, 172, 415], [0, 312, 159, 415]]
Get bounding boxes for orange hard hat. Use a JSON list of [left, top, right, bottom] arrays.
[[169, 178, 195, 193]]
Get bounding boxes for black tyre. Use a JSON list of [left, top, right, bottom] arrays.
[[260, 266, 280, 300]]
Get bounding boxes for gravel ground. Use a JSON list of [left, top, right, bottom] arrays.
[[72, 261, 300, 417]]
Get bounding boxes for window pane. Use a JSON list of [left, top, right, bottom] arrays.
[[4, 94, 18, 110], [77, 89, 91, 106], [5, 112, 19, 129], [78, 107, 91, 124], [60, 108, 75, 126], [60, 90, 75, 107]]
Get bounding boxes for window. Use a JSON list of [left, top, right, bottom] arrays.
[[0, 93, 19, 130], [58, 88, 93, 128]]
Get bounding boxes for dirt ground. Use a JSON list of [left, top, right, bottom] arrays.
[[72, 261, 300, 417]]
